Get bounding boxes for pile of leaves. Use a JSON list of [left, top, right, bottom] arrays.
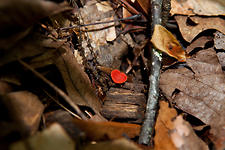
[[0, 0, 224, 150]]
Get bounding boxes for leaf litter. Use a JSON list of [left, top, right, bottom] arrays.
[[170, 115, 209, 150], [171, 0, 225, 16], [154, 101, 177, 150], [0, 0, 225, 149], [160, 48, 225, 148], [175, 16, 225, 43]]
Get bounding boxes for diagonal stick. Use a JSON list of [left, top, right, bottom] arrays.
[[18, 59, 87, 120], [138, 0, 164, 146]]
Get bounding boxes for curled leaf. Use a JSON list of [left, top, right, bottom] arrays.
[[151, 24, 188, 62]]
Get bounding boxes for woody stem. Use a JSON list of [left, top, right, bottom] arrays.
[[138, 0, 165, 146]]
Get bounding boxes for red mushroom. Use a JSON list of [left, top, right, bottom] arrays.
[[111, 69, 127, 84]]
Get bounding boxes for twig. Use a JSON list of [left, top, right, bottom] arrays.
[[18, 59, 88, 120], [138, 0, 164, 146], [43, 90, 82, 120], [60, 14, 142, 30]]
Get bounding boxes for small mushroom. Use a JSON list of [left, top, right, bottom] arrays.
[[111, 69, 127, 84]]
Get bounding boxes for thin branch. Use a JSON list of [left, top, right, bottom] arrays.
[[18, 59, 87, 120], [138, 0, 164, 146], [60, 14, 142, 30], [43, 90, 82, 120]]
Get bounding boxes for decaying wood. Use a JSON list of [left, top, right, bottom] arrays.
[[122, 82, 147, 93], [101, 83, 146, 123]]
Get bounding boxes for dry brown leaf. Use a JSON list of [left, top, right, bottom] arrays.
[[0, 0, 71, 68], [122, 0, 149, 18], [214, 31, 225, 50], [160, 48, 225, 146], [214, 32, 225, 68], [54, 45, 104, 120], [170, 115, 209, 150], [0, 81, 13, 95], [0, 34, 66, 67], [79, 0, 116, 44], [73, 119, 140, 141], [0, 91, 44, 136], [208, 133, 225, 150], [136, 0, 150, 15], [0, 0, 70, 32], [121, 0, 148, 34], [217, 52, 225, 68], [186, 36, 213, 54], [171, 0, 225, 16], [175, 16, 225, 43], [0, 33, 68, 67], [0, 0, 70, 50], [96, 1, 113, 12], [154, 101, 177, 150], [28, 47, 66, 69], [83, 138, 141, 150], [10, 123, 75, 150], [151, 24, 188, 62]]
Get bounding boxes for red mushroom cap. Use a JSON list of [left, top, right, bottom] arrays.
[[111, 69, 127, 84]]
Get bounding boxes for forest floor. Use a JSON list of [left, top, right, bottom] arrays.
[[0, 0, 224, 150]]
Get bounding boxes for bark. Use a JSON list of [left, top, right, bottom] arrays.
[[138, 0, 164, 146]]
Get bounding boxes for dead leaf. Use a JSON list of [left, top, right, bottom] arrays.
[[73, 119, 140, 141], [171, 0, 225, 16], [151, 24, 188, 62], [44, 110, 140, 142], [122, 8, 146, 34], [214, 31, 225, 50], [214, 32, 225, 69], [0, 0, 70, 32], [186, 36, 213, 54], [208, 131, 225, 150], [54, 45, 103, 119], [0, 91, 44, 136], [135, 0, 150, 15], [83, 138, 141, 150], [10, 123, 75, 150], [0, 0, 71, 50], [96, 1, 113, 12], [160, 48, 225, 145], [154, 101, 177, 150], [28, 47, 66, 69], [79, 0, 116, 44], [122, 0, 149, 19], [170, 115, 209, 150], [0, 34, 65, 67], [44, 110, 85, 140], [217, 52, 225, 68], [0, 0, 71, 69], [175, 16, 225, 43], [0, 81, 13, 95]]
